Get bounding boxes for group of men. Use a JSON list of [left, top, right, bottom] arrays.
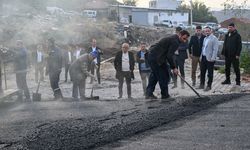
[[6, 38, 102, 101], [0, 22, 242, 101], [117, 22, 242, 100]]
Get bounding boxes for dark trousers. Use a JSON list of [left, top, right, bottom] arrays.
[[65, 64, 70, 81], [16, 72, 30, 100], [117, 71, 131, 98], [49, 71, 62, 99], [90, 62, 101, 84], [72, 79, 86, 99], [173, 55, 185, 85], [35, 63, 44, 83], [225, 57, 240, 84], [200, 56, 215, 87], [146, 54, 170, 97]]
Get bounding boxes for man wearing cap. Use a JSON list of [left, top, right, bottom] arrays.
[[69, 51, 97, 100], [189, 25, 206, 86], [46, 38, 63, 100], [146, 30, 190, 99], [221, 23, 242, 86]]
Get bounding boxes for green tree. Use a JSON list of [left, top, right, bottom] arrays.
[[178, 1, 217, 23], [222, 0, 249, 17], [123, 0, 137, 6]]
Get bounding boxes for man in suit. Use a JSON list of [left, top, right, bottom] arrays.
[[199, 27, 219, 91], [221, 23, 242, 86], [146, 30, 190, 99], [114, 43, 135, 99], [69, 51, 97, 100], [189, 25, 206, 86], [87, 39, 103, 84], [136, 42, 151, 96], [46, 38, 63, 100], [64, 45, 74, 82], [14, 40, 30, 101], [33, 44, 45, 83], [172, 27, 189, 89]]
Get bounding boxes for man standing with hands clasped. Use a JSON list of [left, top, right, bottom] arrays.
[[145, 30, 190, 99], [198, 27, 219, 91], [221, 23, 242, 86]]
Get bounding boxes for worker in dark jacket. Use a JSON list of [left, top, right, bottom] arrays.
[[188, 25, 206, 86], [46, 38, 63, 100], [221, 23, 242, 86], [14, 40, 30, 101], [69, 51, 97, 100], [172, 41, 189, 89], [136, 42, 151, 96], [87, 39, 103, 84], [114, 43, 135, 99], [146, 30, 190, 99]]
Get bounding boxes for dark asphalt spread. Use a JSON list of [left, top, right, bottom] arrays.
[[0, 94, 246, 149]]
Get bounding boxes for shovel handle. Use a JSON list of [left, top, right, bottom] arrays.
[[36, 81, 41, 94], [177, 74, 201, 98]]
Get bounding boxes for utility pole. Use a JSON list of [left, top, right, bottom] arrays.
[[190, 0, 193, 32], [117, 3, 120, 23]]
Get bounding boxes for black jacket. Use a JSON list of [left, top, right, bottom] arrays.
[[14, 47, 28, 72], [221, 30, 242, 58], [87, 47, 103, 65], [188, 34, 205, 57], [114, 51, 135, 78], [176, 42, 189, 60], [148, 34, 180, 69], [46, 46, 63, 74]]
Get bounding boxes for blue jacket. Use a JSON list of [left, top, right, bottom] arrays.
[[136, 50, 150, 73]]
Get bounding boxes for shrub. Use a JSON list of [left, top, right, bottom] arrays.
[[240, 50, 250, 74]]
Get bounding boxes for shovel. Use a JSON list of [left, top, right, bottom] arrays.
[[177, 74, 201, 98], [32, 80, 41, 101]]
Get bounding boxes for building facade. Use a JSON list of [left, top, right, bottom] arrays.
[[149, 0, 183, 10]]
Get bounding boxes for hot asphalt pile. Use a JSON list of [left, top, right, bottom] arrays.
[[0, 93, 246, 149]]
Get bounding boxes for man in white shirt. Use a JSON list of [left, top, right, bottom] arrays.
[[64, 46, 73, 82], [34, 44, 45, 83], [114, 43, 135, 99], [198, 27, 219, 91]]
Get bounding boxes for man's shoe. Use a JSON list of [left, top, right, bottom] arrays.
[[128, 96, 133, 100], [221, 80, 231, 85], [161, 95, 170, 99], [145, 94, 158, 99], [117, 96, 122, 99], [236, 82, 241, 86], [192, 82, 196, 86], [204, 86, 211, 91], [197, 85, 204, 89]]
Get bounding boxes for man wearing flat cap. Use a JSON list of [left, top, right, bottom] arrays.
[[221, 23, 242, 86], [69, 51, 97, 100]]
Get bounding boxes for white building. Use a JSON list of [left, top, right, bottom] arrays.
[[149, 0, 183, 10]]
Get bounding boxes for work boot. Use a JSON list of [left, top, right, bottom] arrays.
[[221, 80, 231, 85], [236, 82, 241, 86]]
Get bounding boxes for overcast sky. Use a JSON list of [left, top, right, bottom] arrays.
[[118, 0, 250, 11]]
